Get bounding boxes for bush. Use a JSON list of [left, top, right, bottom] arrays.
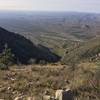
[[28, 58, 36, 64], [0, 63, 9, 70], [39, 60, 47, 65], [0, 44, 14, 70]]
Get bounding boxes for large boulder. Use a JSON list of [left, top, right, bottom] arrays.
[[55, 89, 74, 100]]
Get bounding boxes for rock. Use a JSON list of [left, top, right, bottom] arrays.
[[27, 97, 32, 100], [62, 89, 74, 100], [43, 95, 51, 100], [55, 90, 63, 100], [14, 97, 20, 100], [98, 53, 100, 57], [14, 96, 24, 100], [43, 95, 55, 100], [7, 86, 11, 90], [55, 89, 74, 100], [27, 97, 35, 100], [10, 78, 16, 81]]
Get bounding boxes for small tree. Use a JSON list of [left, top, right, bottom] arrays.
[[0, 44, 14, 70]]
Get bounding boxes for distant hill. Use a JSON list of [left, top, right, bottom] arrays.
[[0, 27, 60, 64], [62, 37, 100, 64], [0, 12, 100, 57], [0, 12, 100, 42]]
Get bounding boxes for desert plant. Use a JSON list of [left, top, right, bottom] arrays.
[[28, 58, 36, 64], [39, 60, 47, 65], [0, 44, 14, 70]]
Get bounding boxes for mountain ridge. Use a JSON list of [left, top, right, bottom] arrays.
[[0, 27, 60, 64]]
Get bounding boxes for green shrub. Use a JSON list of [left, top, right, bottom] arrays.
[[0, 63, 9, 70], [39, 60, 47, 65], [28, 58, 37, 64], [0, 44, 14, 70]]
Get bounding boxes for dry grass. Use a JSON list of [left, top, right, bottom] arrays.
[[0, 63, 99, 100], [72, 62, 100, 100], [0, 64, 65, 100]]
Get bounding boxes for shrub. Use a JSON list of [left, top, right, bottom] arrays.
[[28, 58, 36, 64], [39, 60, 47, 65], [0, 44, 14, 70], [0, 63, 9, 70]]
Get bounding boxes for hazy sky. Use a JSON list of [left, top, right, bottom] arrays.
[[0, 0, 100, 13]]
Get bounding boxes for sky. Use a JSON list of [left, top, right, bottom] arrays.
[[0, 0, 100, 13]]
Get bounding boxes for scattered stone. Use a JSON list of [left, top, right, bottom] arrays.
[[10, 78, 16, 81], [43, 95, 51, 100], [7, 86, 11, 90], [55, 89, 63, 100], [27, 97, 35, 100], [14, 96, 23, 100]]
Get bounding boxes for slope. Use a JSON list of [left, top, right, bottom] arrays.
[[62, 37, 100, 64], [0, 27, 60, 64]]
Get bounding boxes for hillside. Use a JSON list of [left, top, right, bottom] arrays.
[[62, 37, 100, 64], [0, 63, 99, 100], [1, 12, 100, 57], [0, 27, 60, 64]]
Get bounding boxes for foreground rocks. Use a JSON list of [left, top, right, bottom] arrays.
[[43, 88, 74, 100], [14, 96, 35, 100]]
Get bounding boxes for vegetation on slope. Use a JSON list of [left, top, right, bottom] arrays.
[[0, 44, 14, 70], [62, 37, 100, 65]]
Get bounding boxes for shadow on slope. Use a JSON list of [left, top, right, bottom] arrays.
[[0, 27, 61, 64]]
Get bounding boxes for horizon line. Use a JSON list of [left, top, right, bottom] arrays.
[[0, 9, 100, 14]]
